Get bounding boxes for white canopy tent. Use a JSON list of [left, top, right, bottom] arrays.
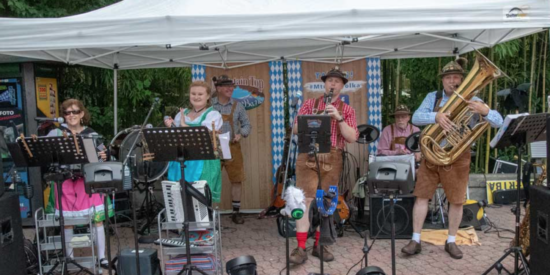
[[0, 0, 549, 70], [0, 0, 549, 132]]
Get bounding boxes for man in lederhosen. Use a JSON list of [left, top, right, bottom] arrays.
[[289, 67, 359, 264], [401, 58, 503, 259], [212, 75, 252, 224], [377, 104, 421, 161]]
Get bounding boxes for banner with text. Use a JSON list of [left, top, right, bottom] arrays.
[[204, 63, 273, 210]]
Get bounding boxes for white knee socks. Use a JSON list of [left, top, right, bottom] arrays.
[[94, 225, 106, 260], [64, 228, 74, 258]]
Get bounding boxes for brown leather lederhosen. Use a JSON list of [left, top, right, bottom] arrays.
[[390, 124, 413, 150], [413, 91, 471, 204], [220, 100, 245, 182], [296, 96, 345, 198]]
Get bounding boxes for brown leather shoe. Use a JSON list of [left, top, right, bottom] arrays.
[[401, 240, 422, 255], [311, 245, 335, 262], [289, 247, 308, 264], [231, 212, 244, 224], [445, 241, 463, 259]]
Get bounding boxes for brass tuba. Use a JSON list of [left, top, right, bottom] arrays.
[[420, 54, 502, 166]]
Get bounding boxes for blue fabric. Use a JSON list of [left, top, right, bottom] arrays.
[[412, 91, 503, 128], [167, 161, 203, 182]]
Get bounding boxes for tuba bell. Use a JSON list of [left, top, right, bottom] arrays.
[[420, 53, 502, 166]]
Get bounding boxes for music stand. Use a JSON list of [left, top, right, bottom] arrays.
[[142, 126, 216, 275], [483, 113, 547, 275], [297, 114, 332, 275], [8, 135, 93, 275]]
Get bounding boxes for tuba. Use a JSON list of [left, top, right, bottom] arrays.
[[420, 54, 502, 166]]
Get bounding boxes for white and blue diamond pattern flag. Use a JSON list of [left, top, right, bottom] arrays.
[[367, 57, 382, 155], [270, 61, 285, 184]]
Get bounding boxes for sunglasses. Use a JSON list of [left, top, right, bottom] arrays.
[[63, 110, 82, 116]]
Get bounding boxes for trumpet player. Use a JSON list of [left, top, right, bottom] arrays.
[[401, 58, 503, 259]]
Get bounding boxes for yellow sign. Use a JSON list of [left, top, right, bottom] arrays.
[[486, 180, 523, 204], [35, 78, 59, 118]]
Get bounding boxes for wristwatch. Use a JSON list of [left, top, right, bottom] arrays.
[[337, 117, 345, 123]]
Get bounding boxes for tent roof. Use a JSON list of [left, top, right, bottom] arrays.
[[0, 0, 549, 69]]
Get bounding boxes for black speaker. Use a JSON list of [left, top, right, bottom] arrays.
[[117, 248, 161, 275], [459, 200, 488, 231], [368, 161, 414, 195], [530, 185, 550, 275], [369, 195, 414, 239], [0, 193, 26, 275], [493, 189, 526, 204]]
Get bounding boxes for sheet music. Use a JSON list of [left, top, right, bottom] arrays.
[[82, 138, 99, 163], [219, 132, 232, 159], [490, 113, 529, 148]]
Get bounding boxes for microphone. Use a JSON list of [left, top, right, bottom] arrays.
[[164, 116, 176, 128], [291, 91, 303, 108], [35, 117, 64, 123]]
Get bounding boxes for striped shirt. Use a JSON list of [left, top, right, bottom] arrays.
[[296, 97, 359, 149], [412, 91, 503, 128], [211, 98, 252, 138]]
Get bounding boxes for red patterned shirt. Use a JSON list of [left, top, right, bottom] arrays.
[[295, 96, 359, 149]]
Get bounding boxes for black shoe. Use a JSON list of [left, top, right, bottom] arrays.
[[99, 258, 109, 269]]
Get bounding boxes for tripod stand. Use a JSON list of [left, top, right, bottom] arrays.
[[484, 113, 548, 275], [137, 163, 162, 243], [142, 126, 216, 275]]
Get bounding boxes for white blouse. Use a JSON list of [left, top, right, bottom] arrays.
[[173, 108, 223, 131]]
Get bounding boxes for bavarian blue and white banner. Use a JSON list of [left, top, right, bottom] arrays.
[[366, 57, 382, 154], [191, 64, 206, 81], [269, 61, 285, 184]]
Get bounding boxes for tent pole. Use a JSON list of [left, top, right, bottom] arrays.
[[114, 69, 118, 135]]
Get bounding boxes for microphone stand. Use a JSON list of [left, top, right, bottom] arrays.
[[121, 97, 160, 275]]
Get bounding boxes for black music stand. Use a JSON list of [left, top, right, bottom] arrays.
[[297, 115, 332, 275], [143, 126, 216, 275], [8, 135, 93, 275], [483, 113, 547, 275]]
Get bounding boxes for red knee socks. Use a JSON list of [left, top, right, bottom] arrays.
[[296, 232, 307, 249]]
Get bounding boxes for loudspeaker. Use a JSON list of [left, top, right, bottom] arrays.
[[369, 195, 414, 239], [530, 185, 550, 275], [460, 200, 488, 231], [493, 189, 526, 204], [0, 193, 26, 275], [368, 161, 414, 195], [117, 248, 161, 275]]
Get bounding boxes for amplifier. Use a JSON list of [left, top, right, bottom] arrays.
[[368, 161, 414, 195], [117, 248, 160, 275], [369, 195, 414, 239], [162, 180, 212, 227], [492, 189, 525, 205], [83, 162, 130, 194]]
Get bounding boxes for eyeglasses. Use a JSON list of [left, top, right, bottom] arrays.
[[63, 110, 82, 116]]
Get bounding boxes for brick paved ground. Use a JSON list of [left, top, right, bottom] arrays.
[[25, 204, 526, 275]]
